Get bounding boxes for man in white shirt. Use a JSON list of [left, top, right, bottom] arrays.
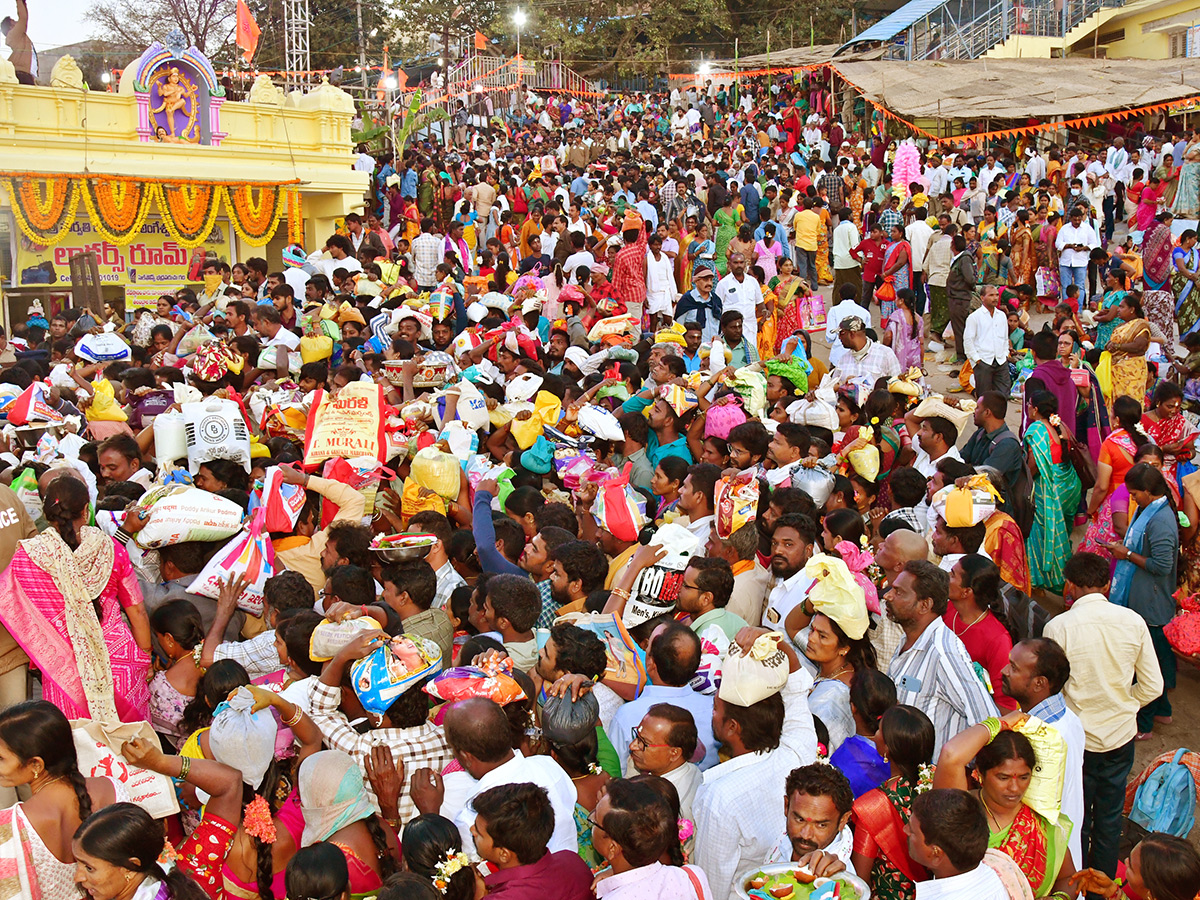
[[694, 628, 817, 900], [832, 211, 862, 302], [429, 697, 578, 855], [824, 284, 873, 369], [906, 212, 934, 309], [963, 285, 1011, 396], [763, 512, 817, 632], [978, 154, 1006, 191], [716, 252, 762, 351], [1055, 207, 1099, 301], [764, 763, 856, 873], [909, 414, 964, 479], [1025, 146, 1047, 186], [910, 789, 1010, 900]]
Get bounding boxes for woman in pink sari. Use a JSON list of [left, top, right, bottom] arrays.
[[0, 475, 150, 723], [1135, 175, 1162, 235]]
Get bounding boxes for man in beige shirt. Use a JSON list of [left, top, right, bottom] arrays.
[[707, 522, 770, 626], [1044, 552, 1163, 881]]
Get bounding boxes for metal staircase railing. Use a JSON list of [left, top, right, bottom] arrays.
[[888, 0, 1126, 59]]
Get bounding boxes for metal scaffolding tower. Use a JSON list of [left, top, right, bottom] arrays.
[[283, 0, 311, 93]]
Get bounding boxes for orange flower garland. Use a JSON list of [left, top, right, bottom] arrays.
[[159, 182, 225, 248], [78, 178, 158, 244], [286, 187, 304, 245], [227, 184, 285, 246], [5, 176, 79, 244]]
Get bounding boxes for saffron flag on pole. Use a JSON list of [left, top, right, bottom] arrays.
[[474, 30, 487, 50], [236, 0, 261, 64]]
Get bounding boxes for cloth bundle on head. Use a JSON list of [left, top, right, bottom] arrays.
[[704, 398, 746, 440], [888, 367, 923, 397], [931, 475, 1002, 527], [659, 384, 698, 419], [209, 686, 279, 788], [835, 540, 880, 615], [729, 368, 768, 420], [592, 462, 647, 543], [804, 553, 870, 639], [654, 323, 687, 347], [714, 473, 758, 539], [764, 357, 809, 396], [621, 209, 643, 232], [515, 434, 554, 474], [335, 301, 366, 326], [283, 244, 306, 268], [192, 341, 245, 382], [1011, 715, 1068, 822], [299, 750, 376, 846], [718, 632, 790, 706], [912, 395, 973, 437]]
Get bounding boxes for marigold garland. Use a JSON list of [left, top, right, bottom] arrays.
[[159, 183, 226, 248], [78, 178, 159, 244], [287, 187, 304, 245], [5, 176, 80, 244], [227, 184, 286, 247]]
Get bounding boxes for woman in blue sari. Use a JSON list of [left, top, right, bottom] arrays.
[[1025, 390, 1082, 593], [1108, 462, 1178, 739]]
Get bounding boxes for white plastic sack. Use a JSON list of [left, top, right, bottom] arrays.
[[74, 333, 132, 364], [454, 380, 490, 431], [135, 485, 244, 549], [153, 410, 188, 472], [183, 398, 251, 474]]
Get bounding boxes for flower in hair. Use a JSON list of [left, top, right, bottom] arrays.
[[157, 839, 180, 866], [915, 763, 935, 794], [243, 794, 277, 843], [432, 850, 470, 894], [870, 416, 880, 425]]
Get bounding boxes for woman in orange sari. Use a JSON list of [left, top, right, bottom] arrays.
[[852, 706, 935, 900], [1008, 209, 1036, 289]]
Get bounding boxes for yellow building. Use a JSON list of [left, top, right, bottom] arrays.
[[0, 41, 369, 327], [983, 0, 1200, 58]]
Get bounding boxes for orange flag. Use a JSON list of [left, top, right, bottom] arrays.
[[236, 0, 261, 64], [474, 30, 487, 50]]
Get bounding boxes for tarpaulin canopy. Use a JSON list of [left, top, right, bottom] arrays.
[[708, 44, 884, 70], [830, 57, 1200, 120]]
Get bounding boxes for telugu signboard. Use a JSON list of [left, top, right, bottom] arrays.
[[15, 217, 233, 288]]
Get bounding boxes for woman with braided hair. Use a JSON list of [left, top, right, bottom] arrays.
[[0, 474, 151, 724], [0, 700, 125, 900]]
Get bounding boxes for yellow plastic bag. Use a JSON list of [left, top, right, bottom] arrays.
[[1095, 351, 1113, 400], [510, 411, 544, 450], [533, 390, 562, 427], [87, 378, 128, 422], [401, 475, 447, 524], [300, 332, 334, 363], [410, 446, 461, 500]]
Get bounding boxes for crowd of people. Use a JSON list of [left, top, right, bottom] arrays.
[[3, 71, 1200, 900]]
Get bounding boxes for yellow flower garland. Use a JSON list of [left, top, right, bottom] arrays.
[[287, 187, 304, 245]]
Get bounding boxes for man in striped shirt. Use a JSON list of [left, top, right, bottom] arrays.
[[884, 560, 997, 756]]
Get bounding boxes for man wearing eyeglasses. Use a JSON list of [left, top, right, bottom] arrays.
[[628, 702, 702, 828], [605, 621, 718, 773]]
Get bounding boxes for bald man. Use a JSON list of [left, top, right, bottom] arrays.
[[416, 697, 578, 856], [872, 529, 931, 666]]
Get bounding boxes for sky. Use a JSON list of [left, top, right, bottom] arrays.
[[12, 0, 95, 52]]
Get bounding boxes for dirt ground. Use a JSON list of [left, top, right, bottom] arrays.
[[806, 278, 1200, 843]]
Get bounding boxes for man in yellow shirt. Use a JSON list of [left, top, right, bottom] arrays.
[[793, 197, 822, 285]]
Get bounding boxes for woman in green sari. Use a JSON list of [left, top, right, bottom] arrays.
[[979, 206, 1009, 284], [714, 190, 741, 276], [935, 713, 1076, 898], [1024, 390, 1081, 593], [1093, 269, 1128, 351]]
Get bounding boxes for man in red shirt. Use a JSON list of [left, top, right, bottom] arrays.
[[612, 210, 648, 320], [851, 221, 887, 307]]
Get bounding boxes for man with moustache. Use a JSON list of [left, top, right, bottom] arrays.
[[763, 763, 856, 874], [762, 513, 819, 633], [869, 528, 930, 671]]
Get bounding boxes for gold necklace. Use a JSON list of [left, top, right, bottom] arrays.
[[31, 774, 64, 796], [954, 607, 987, 635], [816, 663, 851, 683], [979, 792, 1012, 833]]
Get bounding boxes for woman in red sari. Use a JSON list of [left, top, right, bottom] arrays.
[[852, 706, 935, 900], [935, 715, 1076, 898]]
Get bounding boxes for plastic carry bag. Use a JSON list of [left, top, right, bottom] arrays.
[[423, 656, 527, 705], [183, 398, 251, 474], [261, 466, 309, 532], [187, 509, 275, 616], [556, 612, 647, 695], [351, 636, 443, 715], [410, 446, 461, 500], [309, 616, 383, 663]]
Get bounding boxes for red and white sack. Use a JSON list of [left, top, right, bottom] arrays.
[[187, 509, 275, 616]]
